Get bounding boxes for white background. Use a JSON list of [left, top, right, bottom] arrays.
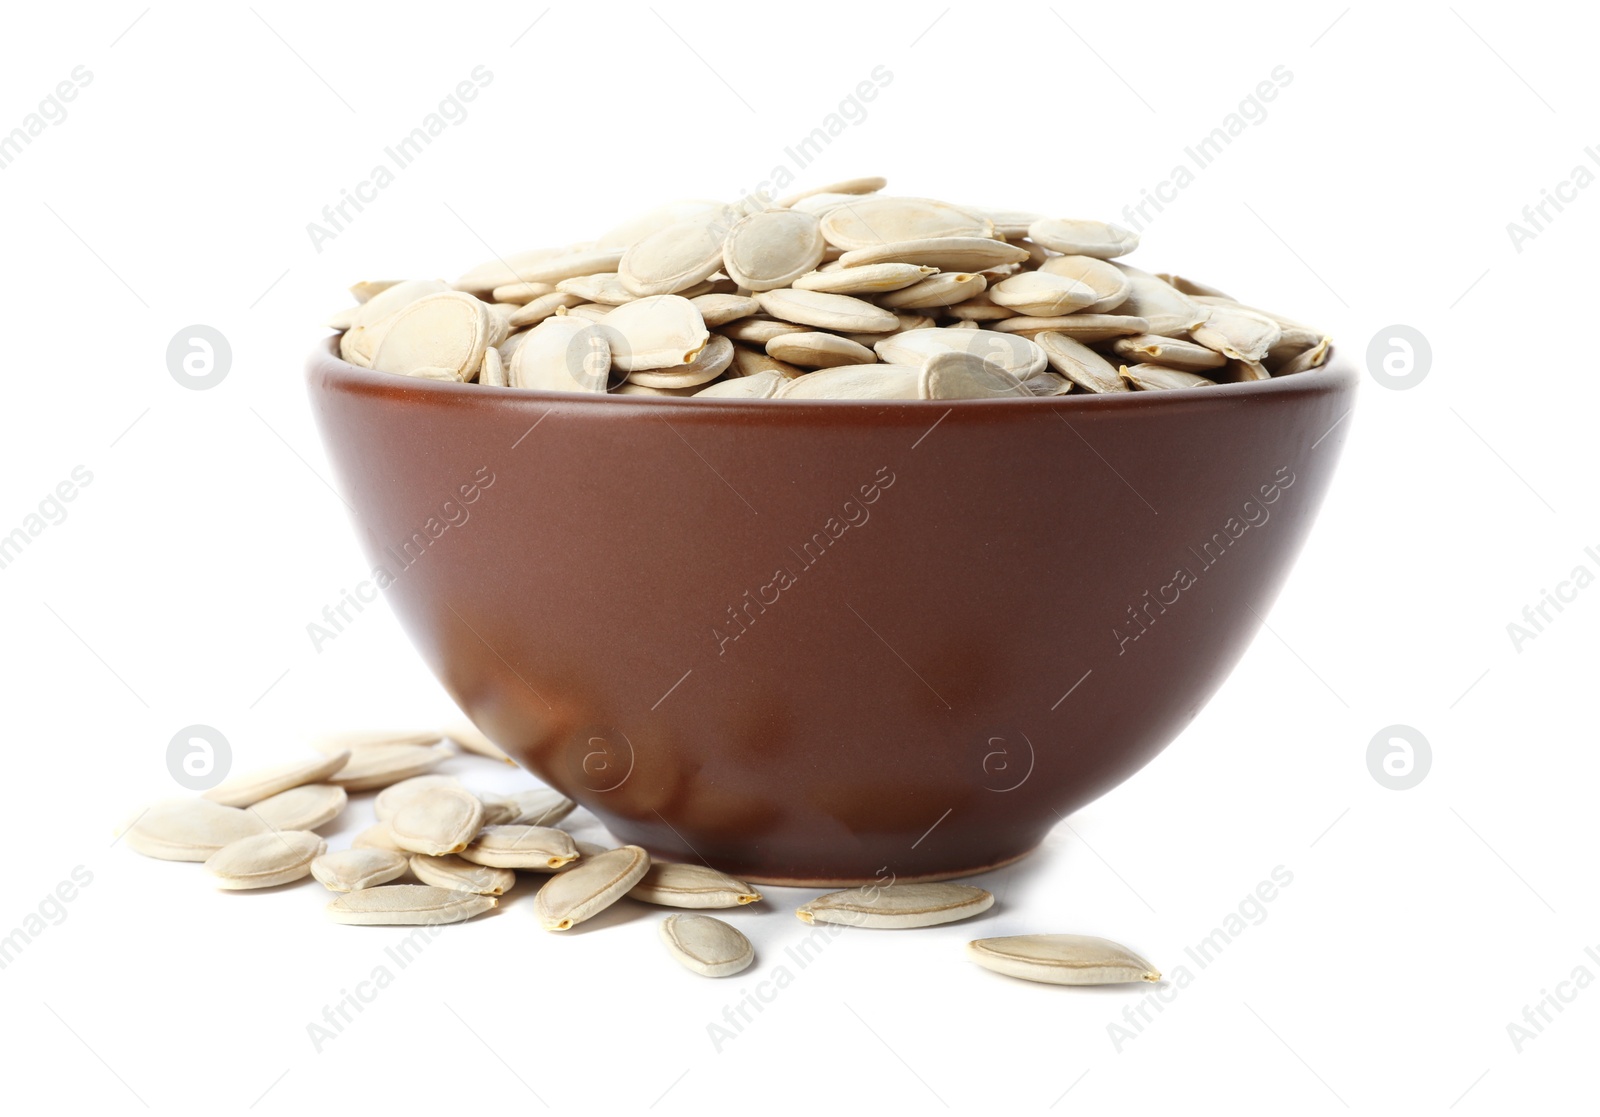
[[0, 2, 1593, 1113]]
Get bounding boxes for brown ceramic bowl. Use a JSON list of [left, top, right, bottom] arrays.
[[308, 339, 1356, 884]]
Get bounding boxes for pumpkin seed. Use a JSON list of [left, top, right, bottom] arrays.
[[248, 783, 347, 832], [660, 914, 755, 977], [628, 862, 762, 908], [627, 332, 732, 388], [1190, 305, 1282, 362], [374, 775, 464, 821], [478, 343, 507, 387], [872, 327, 1046, 379], [326, 884, 497, 926], [507, 291, 585, 329], [351, 279, 449, 328], [966, 934, 1160, 984], [819, 196, 993, 250], [722, 209, 827, 291], [837, 237, 1030, 271], [349, 279, 401, 304], [1035, 331, 1129, 393], [691, 293, 761, 327], [555, 272, 636, 305], [602, 295, 710, 372], [766, 331, 877, 369], [988, 271, 1099, 316], [409, 854, 516, 896], [371, 291, 493, 382], [991, 314, 1149, 339], [755, 289, 898, 334], [1027, 218, 1140, 258], [456, 247, 572, 296], [695, 369, 786, 398], [352, 821, 407, 853], [1038, 255, 1132, 312], [490, 280, 558, 305], [510, 317, 615, 393], [1119, 364, 1217, 391], [534, 845, 651, 931], [496, 247, 627, 287], [923, 349, 1032, 400], [775, 176, 887, 208], [795, 882, 993, 929], [312, 730, 443, 754], [329, 742, 454, 792], [619, 206, 738, 297], [202, 751, 351, 808], [460, 825, 579, 870], [1156, 273, 1232, 299], [1111, 334, 1227, 371], [496, 788, 576, 827], [773, 363, 924, 400], [878, 271, 988, 310], [728, 344, 804, 380], [1109, 265, 1207, 336], [124, 799, 271, 862], [719, 316, 809, 345], [596, 200, 724, 250], [1274, 335, 1331, 375], [206, 831, 326, 890], [311, 848, 409, 892], [792, 262, 934, 294], [389, 786, 486, 856]]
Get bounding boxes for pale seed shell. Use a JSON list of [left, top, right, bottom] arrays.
[[1035, 332, 1129, 394], [660, 914, 755, 977], [496, 788, 577, 827], [721, 209, 827, 291], [456, 247, 573, 296], [247, 783, 348, 832], [202, 751, 351, 808], [371, 291, 492, 382], [966, 934, 1160, 985], [1108, 265, 1207, 336], [349, 279, 402, 304], [765, 331, 877, 369], [792, 263, 935, 294], [719, 316, 809, 345], [690, 293, 761, 327], [796, 883, 994, 928], [326, 884, 497, 926], [206, 831, 326, 890], [628, 862, 762, 908], [602, 295, 710, 372], [923, 349, 1032, 400], [555, 272, 636, 306], [727, 345, 804, 380], [819, 196, 994, 250], [329, 742, 454, 792], [312, 730, 443, 754], [872, 327, 1046, 379], [991, 314, 1150, 339], [409, 854, 515, 896], [1156, 273, 1232, 299], [389, 787, 486, 856], [595, 200, 723, 250], [1037, 255, 1133, 312], [774, 176, 887, 208], [1274, 336, 1332, 375], [695, 370, 785, 399], [507, 291, 586, 329], [988, 271, 1099, 316], [123, 799, 271, 862], [627, 333, 732, 388], [1190, 305, 1283, 362], [878, 272, 988, 310], [772, 364, 925, 400], [478, 343, 507, 387], [534, 845, 651, 931], [311, 848, 409, 892], [460, 825, 579, 870], [510, 316, 615, 393], [352, 821, 407, 853], [1119, 363, 1217, 391], [837, 237, 1030, 272], [374, 775, 465, 821], [351, 279, 449, 329], [490, 280, 558, 304], [495, 246, 626, 286], [754, 289, 898, 333], [1027, 218, 1140, 258], [1111, 334, 1227, 371], [619, 207, 738, 296]]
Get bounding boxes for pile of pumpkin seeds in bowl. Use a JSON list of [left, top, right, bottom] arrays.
[[327, 176, 1332, 401], [118, 722, 1159, 986]]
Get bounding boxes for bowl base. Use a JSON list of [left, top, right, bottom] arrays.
[[698, 842, 1041, 889]]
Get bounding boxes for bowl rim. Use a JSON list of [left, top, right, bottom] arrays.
[[309, 335, 1355, 412]]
